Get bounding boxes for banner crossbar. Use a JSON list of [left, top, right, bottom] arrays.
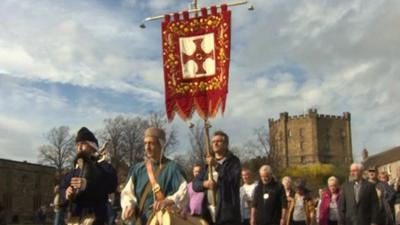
[[140, 0, 252, 28]]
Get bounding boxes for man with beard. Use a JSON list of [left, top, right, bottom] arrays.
[[187, 164, 205, 216], [60, 127, 118, 225], [120, 127, 188, 225], [250, 165, 287, 225], [338, 163, 379, 225]]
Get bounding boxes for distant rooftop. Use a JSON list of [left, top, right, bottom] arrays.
[[364, 146, 400, 168], [0, 157, 56, 169]]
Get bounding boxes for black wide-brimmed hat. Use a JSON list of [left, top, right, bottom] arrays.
[[75, 127, 98, 150]]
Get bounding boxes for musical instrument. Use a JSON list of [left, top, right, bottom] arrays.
[[66, 142, 106, 225], [96, 140, 111, 162], [147, 209, 208, 225]]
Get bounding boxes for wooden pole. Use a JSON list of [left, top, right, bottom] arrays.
[[204, 118, 216, 207]]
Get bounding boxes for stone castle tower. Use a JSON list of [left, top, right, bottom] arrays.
[[268, 109, 353, 168]]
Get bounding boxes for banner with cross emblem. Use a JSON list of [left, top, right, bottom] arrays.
[[161, 5, 231, 121]]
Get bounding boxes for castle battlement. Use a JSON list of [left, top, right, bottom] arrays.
[[268, 109, 350, 125], [317, 114, 348, 120]]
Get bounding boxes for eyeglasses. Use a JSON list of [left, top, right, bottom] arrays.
[[212, 139, 225, 144]]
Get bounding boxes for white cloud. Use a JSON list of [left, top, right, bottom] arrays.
[[0, 0, 163, 100]]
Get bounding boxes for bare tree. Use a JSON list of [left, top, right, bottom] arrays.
[[148, 111, 167, 128], [100, 116, 126, 172], [240, 125, 270, 161], [253, 126, 270, 155], [121, 117, 148, 167], [37, 126, 75, 175], [187, 120, 206, 165]]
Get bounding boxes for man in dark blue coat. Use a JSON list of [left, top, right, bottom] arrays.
[[60, 127, 118, 225], [193, 130, 242, 225]]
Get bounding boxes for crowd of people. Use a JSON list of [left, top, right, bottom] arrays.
[[40, 126, 400, 225], [242, 163, 400, 225]]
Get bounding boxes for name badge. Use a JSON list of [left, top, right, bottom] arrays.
[[263, 193, 269, 200]]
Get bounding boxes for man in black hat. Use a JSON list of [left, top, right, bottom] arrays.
[[60, 127, 118, 225]]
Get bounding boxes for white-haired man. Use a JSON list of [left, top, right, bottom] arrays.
[[338, 163, 379, 225], [251, 165, 287, 225], [121, 127, 188, 225]]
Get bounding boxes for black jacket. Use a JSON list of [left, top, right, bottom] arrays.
[[252, 178, 287, 225], [338, 179, 379, 225], [193, 151, 241, 225], [60, 157, 118, 225]]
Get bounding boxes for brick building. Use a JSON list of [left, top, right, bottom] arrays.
[[363, 146, 400, 180], [268, 109, 353, 168], [0, 158, 56, 223]]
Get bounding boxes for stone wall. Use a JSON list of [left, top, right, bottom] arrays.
[[378, 161, 400, 181], [0, 158, 56, 223], [269, 109, 353, 168]]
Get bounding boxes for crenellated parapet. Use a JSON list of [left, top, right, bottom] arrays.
[[268, 109, 351, 125]]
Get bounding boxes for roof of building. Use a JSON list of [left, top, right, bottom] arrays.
[[0, 157, 56, 169], [364, 146, 400, 168]]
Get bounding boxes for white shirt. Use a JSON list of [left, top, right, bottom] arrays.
[[293, 195, 306, 221], [240, 182, 257, 220], [120, 176, 188, 220], [328, 198, 338, 221]]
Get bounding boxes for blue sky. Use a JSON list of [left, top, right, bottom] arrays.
[[0, 0, 399, 162]]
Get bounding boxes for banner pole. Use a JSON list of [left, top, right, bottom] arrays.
[[204, 118, 217, 208], [140, 0, 251, 28]]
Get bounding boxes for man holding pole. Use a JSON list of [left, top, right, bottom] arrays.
[[193, 130, 242, 225]]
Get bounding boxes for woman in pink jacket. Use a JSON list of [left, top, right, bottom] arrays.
[[318, 176, 340, 225]]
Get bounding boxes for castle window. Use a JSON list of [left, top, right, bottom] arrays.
[[3, 193, 12, 210], [35, 175, 41, 189], [33, 194, 42, 210], [326, 128, 331, 149], [326, 128, 331, 139], [288, 129, 292, 138], [300, 141, 304, 150], [340, 129, 346, 137], [299, 128, 304, 137]]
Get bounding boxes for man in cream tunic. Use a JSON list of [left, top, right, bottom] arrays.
[[121, 127, 188, 225]]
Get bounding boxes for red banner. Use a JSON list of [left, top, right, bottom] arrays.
[[162, 5, 231, 121]]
